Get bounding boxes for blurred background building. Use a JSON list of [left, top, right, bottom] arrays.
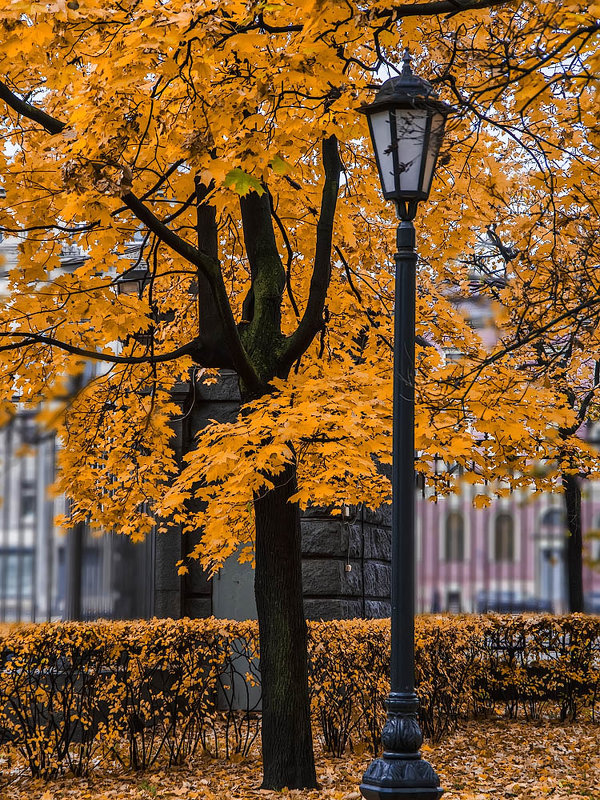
[[1, 231, 599, 623]]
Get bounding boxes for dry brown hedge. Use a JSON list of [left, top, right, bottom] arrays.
[[0, 615, 598, 777]]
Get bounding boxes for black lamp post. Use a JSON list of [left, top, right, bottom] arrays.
[[358, 50, 453, 800]]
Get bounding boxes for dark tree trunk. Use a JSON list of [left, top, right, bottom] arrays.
[[65, 520, 84, 620], [253, 454, 317, 790], [562, 472, 584, 613]]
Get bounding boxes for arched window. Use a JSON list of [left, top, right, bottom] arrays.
[[445, 511, 464, 562], [589, 516, 600, 563], [494, 513, 514, 562]]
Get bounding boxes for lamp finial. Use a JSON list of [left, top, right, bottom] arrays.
[[402, 48, 412, 75]]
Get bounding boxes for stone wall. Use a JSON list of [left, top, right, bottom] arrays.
[[301, 505, 392, 620], [153, 373, 241, 619], [181, 371, 242, 619]]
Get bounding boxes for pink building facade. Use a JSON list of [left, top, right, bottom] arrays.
[[415, 482, 600, 614]]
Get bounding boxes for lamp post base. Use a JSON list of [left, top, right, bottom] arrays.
[[360, 756, 443, 800], [360, 694, 443, 800]]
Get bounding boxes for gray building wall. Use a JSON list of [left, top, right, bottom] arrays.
[[0, 365, 392, 623], [301, 505, 392, 620], [154, 371, 244, 620]]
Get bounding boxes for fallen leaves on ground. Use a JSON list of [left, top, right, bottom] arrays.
[[4, 721, 598, 800]]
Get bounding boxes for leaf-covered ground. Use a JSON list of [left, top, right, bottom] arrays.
[[6, 721, 599, 800]]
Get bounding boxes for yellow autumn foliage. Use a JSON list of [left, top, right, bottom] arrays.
[[0, 0, 599, 566]]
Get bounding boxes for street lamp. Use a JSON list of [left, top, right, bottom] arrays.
[[116, 266, 153, 346], [116, 266, 150, 297], [358, 50, 453, 800]]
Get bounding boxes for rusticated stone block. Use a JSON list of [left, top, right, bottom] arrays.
[[184, 558, 211, 596], [195, 370, 241, 402], [301, 520, 361, 558], [302, 559, 362, 596], [301, 503, 333, 519], [154, 529, 181, 592], [304, 598, 363, 621], [364, 600, 391, 618], [363, 504, 392, 527], [363, 527, 392, 560], [191, 401, 240, 426], [184, 596, 212, 619], [364, 561, 391, 597]]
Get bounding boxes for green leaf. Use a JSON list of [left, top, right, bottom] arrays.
[[270, 154, 292, 175], [223, 168, 265, 196]]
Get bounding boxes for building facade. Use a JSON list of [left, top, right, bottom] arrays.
[[2, 401, 600, 623], [1, 232, 599, 622]]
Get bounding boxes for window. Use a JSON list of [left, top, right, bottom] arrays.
[[447, 590, 462, 613], [588, 521, 600, 563], [20, 480, 36, 521], [493, 513, 514, 561], [468, 313, 488, 330], [541, 508, 565, 527], [445, 511, 464, 562], [445, 349, 463, 364], [0, 550, 34, 597]]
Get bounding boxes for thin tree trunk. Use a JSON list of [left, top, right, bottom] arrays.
[[562, 472, 584, 613], [253, 453, 317, 790]]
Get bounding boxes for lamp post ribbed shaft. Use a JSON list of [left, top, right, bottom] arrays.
[[391, 220, 417, 698], [359, 218, 443, 800]]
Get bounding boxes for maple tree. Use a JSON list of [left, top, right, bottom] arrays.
[[434, 11, 600, 611], [2, 0, 600, 789], [469, 229, 600, 612]]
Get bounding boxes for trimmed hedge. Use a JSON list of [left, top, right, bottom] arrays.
[[311, 615, 600, 755], [0, 615, 599, 776]]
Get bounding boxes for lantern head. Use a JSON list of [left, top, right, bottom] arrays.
[[359, 49, 454, 220]]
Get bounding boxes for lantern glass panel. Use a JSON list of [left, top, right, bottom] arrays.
[[394, 109, 428, 194], [369, 110, 395, 195], [117, 279, 141, 296], [421, 112, 446, 196]]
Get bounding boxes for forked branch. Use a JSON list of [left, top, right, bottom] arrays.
[[281, 135, 341, 371]]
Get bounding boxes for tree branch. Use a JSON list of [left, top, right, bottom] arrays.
[[0, 81, 64, 134], [0, 80, 264, 393], [281, 135, 341, 370], [195, 178, 232, 366], [240, 190, 286, 341], [0, 331, 197, 364], [378, 0, 514, 19], [120, 191, 217, 277], [270, 193, 300, 319], [256, 0, 511, 33], [471, 296, 600, 378], [0, 80, 218, 278]]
